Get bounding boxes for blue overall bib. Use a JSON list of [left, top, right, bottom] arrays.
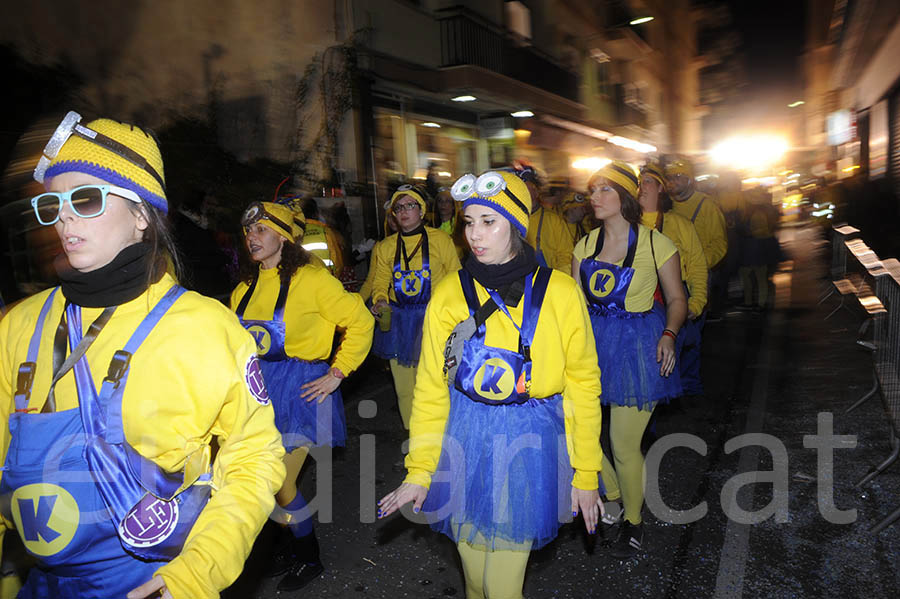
[[235, 272, 344, 451], [372, 230, 432, 366], [0, 286, 212, 598]]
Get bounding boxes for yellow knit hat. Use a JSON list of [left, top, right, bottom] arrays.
[[390, 185, 428, 218], [40, 114, 168, 213], [588, 160, 640, 200], [641, 162, 667, 189], [274, 196, 307, 241], [560, 191, 588, 211], [242, 201, 296, 242], [451, 170, 531, 236], [665, 158, 694, 179]]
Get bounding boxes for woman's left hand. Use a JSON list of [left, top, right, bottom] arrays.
[[127, 576, 173, 599], [300, 371, 341, 403], [657, 335, 676, 377], [571, 487, 602, 534]]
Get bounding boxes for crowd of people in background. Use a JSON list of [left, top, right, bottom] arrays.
[[0, 109, 796, 599]]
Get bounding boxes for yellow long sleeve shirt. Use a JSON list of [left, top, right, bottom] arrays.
[[370, 227, 461, 305], [230, 262, 373, 376], [527, 207, 575, 272], [403, 269, 603, 491], [670, 190, 728, 269], [642, 211, 708, 316], [0, 273, 286, 599]]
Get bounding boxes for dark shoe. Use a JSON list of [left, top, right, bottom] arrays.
[[610, 521, 643, 559], [263, 531, 295, 578], [277, 560, 324, 592]]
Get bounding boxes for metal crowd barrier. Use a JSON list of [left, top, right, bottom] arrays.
[[819, 225, 862, 305]]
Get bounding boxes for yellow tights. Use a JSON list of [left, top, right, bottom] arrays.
[[600, 405, 654, 524], [456, 541, 530, 599], [389, 360, 417, 430]]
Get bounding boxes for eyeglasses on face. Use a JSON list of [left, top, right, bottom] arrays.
[[31, 184, 142, 225]]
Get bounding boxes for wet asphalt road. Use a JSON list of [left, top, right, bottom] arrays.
[[225, 223, 900, 599]]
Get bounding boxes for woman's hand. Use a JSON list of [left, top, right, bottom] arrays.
[[127, 576, 173, 599], [300, 371, 341, 403], [657, 334, 676, 377], [370, 299, 388, 316], [571, 486, 602, 534], [378, 482, 428, 519]]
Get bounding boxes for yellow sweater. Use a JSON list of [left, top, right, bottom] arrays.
[[370, 227, 461, 305], [642, 211, 708, 316], [403, 269, 603, 491], [230, 262, 373, 376], [526, 207, 575, 272], [0, 273, 286, 599], [670, 190, 728, 269]]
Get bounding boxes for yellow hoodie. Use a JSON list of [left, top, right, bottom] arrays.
[[670, 190, 728, 269], [403, 269, 603, 491], [0, 273, 286, 599], [641, 211, 708, 316], [230, 262, 374, 376]]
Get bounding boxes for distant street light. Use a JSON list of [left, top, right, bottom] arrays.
[[629, 16, 654, 25], [788, 101, 805, 108], [511, 110, 534, 118], [452, 95, 477, 102]]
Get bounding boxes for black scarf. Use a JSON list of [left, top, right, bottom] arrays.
[[56, 242, 159, 308], [400, 224, 426, 236], [463, 243, 538, 297]]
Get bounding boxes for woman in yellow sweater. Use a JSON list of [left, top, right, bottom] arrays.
[[379, 171, 603, 599], [572, 161, 686, 560], [0, 112, 285, 599], [231, 201, 373, 592]]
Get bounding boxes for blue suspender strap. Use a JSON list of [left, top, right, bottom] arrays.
[[102, 285, 187, 444], [458, 269, 480, 316], [588, 224, 638, 267], [236, 273, 290, 323], [272, 279, 290, 323], [421, 229, 430, 275], [691, 196, 705, 223], [14, 288, 59, 412]]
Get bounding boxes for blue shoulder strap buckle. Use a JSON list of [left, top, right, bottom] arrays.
[[104, 350, 132, 387], [14, 362, 37, 410]]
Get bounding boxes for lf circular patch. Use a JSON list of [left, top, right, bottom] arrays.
[[118, 494, 179, 548], [245, 355, 270, 405], [473, 357, 516, 402], [589, 268, 616, 298], [11, 483, 79, 557]]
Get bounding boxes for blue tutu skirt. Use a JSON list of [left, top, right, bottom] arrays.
[[588, 303, 682, 410], [422, 390, 574, 551], [259, 358, 346, 452], [372, 302, 426, 367]]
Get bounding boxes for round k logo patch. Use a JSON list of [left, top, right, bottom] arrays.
[[11, 483, 79, 557], [247, 324, 272, 356], [400, 273, 422, 297], [473, 358, 516, 402], [589, 268, 616, 299]]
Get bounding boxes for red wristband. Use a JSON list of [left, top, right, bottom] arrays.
[[662, 329, 677, 340]]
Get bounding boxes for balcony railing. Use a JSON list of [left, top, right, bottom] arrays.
[[437, 7, 579, 103]]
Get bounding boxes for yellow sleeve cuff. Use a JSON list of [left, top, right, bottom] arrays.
[[403, 469, 433, 491], [572, 469, 600, 491]]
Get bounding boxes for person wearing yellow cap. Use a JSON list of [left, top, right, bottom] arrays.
[[370, 184, 460, 432], [0, 111, 285, 599], [560, 190, 594, 245], [639, 163, 708, 397], [230, 198, 373, 592], [572, 160, 686, 560], [665, 158, 728, 270], [516, 167, 575, 272], [379, 170, 603, 599]]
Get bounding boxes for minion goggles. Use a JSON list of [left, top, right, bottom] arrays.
[[450, 172, 529, 215], [33, 111, 166, 193], [241, 202, 294, 237]]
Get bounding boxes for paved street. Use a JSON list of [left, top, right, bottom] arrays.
[[225, 224, 900, 598]]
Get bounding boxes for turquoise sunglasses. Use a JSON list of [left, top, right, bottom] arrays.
[[31, 184, 142, 226]]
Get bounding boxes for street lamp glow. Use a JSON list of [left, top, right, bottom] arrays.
[[422, 122, 441, 128], [709, 135, 789, 170], [572, 157, 611, 171], [511, 110, 534, 118], [452, 95, 477, 102], [629, 16, 654, 25], [788, 101, 805, 108]]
